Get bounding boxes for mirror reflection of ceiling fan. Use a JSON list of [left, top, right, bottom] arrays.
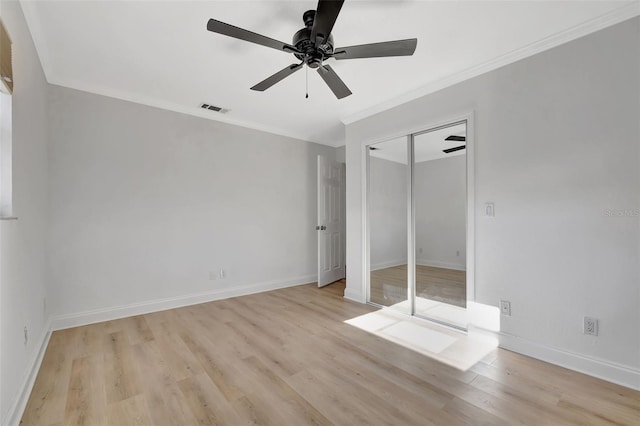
[[206, 0, 418, 99], [443, 135, 466, 154]]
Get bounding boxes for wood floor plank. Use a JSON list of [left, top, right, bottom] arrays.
[[177, 373, 247, 426], [21, 282, 640, 426], [290, 364, 452, 426], [241, 356, 333, 426], [131, 341, 198, 426], [493, 349, 640, 411], [468, 374, 603, 425], [230, 395, 280, 426], [123, 315, 155, 346], [442, 397, 509, 426], [63, 357, 93, 426], [103, 331, 143, 404], [285, 369, 381, 425], [21, 329, 75, 425], [106, 395, 152, 426], [147, 331, 205, 381], [178, 330, 246, 403]]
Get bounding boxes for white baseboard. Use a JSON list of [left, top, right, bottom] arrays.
[[51, 275, 316, 331], [416, 259, 466, 271], [3, 320, 52, 426], [344, 288, 366, 303], [370, 259, 406, 271], [472, 326, 640, 390]]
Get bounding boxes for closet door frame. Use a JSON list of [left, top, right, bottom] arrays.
[[364, 111, 476, 328]]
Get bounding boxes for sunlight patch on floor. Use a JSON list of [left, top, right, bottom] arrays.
[[388, 298, 468, 329], [345, 308, 498, 371], [382, 321, 457, 354]]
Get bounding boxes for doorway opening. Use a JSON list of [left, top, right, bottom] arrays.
[[317, 155, 346, 287]]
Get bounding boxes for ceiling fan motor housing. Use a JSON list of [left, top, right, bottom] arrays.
[[293, 10, 334, 68]]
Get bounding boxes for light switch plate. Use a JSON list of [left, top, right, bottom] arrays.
[[485, 202, 495, 217]]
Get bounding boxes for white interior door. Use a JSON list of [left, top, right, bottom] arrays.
[[317, 155, 345, 287]]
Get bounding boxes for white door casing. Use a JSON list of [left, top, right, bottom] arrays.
[[318, 156, 346, 287]]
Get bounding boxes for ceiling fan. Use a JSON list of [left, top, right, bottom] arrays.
[[207, 0, 417, 99]]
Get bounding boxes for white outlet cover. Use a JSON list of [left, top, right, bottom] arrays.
[[584, 317, 598, 336], [500, 300, 511, 316]]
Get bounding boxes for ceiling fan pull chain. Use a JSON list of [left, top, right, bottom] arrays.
[[305, 64, 309, 99]]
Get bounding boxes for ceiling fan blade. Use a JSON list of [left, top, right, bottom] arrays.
[[311, 0, 344, 46], [317, 64, 352, 99], [250, 63, 304, 92], [207, 19, 298, 53], [334, 38, 417, 60], [443, 145, 466, 154]]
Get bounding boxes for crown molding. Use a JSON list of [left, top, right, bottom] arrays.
[[20, 0, 639, 142], [20, 1, 340, 147], [48, 74, 336, 145], [341, 1, 640, 125]]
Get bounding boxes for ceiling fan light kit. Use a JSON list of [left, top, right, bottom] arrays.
[[207, 0, 417, 99]]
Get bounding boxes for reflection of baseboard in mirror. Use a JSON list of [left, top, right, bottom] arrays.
[[370, 259, 407, 272], [416, 259, 466, 271]]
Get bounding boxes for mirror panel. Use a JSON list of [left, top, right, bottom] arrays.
[[368, 137, 409, 313], [413, 122, 467, 328]]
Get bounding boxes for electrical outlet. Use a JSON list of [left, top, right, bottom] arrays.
[[500, 300, 511, 316], [456, 250, 460, 257], [24, 326, 28, 345], [220, 268, 226, 279], [584, 317, 598, 336], [418, 248, 423, 254]]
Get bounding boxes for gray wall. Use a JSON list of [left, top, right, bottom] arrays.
[[0, 1, 50, 423], [346, 17, 640, 381], [47, 85, 337, 318], [335, 145, 345, 164]]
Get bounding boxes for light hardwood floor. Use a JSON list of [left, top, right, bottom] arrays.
[[370, 265, 466, 308], [22, 281, 639, 425]]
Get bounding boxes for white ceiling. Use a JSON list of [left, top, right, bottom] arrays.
[[370, 122, 466, 164], [21, 0, 638, 146]]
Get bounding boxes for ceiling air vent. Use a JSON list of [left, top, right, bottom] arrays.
[[200, 103, 223, 112]]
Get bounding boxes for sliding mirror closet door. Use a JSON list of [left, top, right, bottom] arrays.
[[413, 122, 467, 329], [367, 137, 410, 314]]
